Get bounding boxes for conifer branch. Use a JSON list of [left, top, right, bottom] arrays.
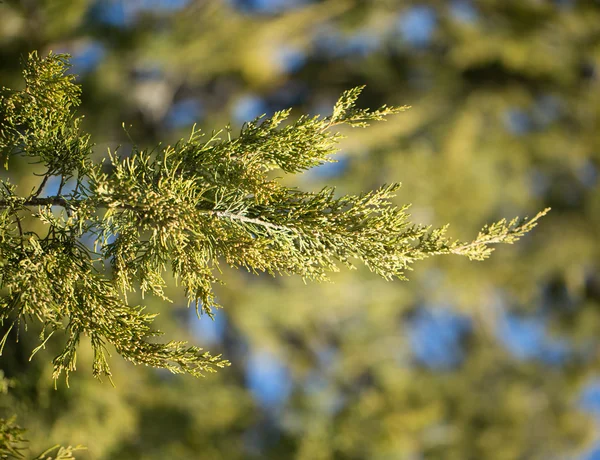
[[0, 51, 548, 383]]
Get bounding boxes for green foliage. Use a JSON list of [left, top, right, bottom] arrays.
[[0, 51, 90, 175], [0, 419, 84, 459], [0, 52, 547, 385], [0, 372, 84, 459], [0, 372, 25, 459], [0, 416, 27, 459]]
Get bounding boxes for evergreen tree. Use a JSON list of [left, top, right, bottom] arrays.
[[2, 1, 599, 458]]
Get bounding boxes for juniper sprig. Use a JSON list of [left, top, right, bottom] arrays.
[[0, 52, 548, 383]]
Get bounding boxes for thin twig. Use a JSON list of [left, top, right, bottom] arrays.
[[57, 176, 66, 196], [450, 237, 506, 255], [14, 214, 23, 238], [32, 173, 50, 198]]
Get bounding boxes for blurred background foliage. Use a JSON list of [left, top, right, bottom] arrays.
[[1, 0, 600, 458]]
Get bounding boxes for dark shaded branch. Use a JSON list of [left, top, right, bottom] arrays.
[[0, 196, 133, 210], [0, 196, 71, 208]]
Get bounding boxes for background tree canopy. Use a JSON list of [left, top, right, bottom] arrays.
[[1, 1, 599, 459]]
